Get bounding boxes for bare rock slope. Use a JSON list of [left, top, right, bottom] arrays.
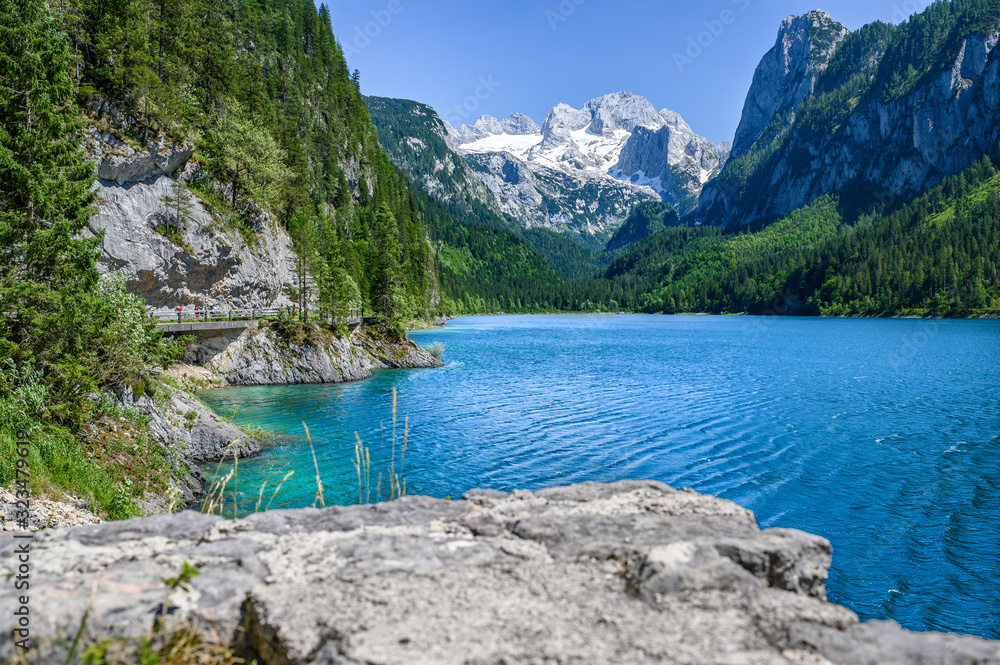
[[2, 481, 997, 664], [180, 323, 443, 386], [84, 127, 298, 310]]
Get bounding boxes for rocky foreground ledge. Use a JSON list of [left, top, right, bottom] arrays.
[[2, 481, 998, 664]]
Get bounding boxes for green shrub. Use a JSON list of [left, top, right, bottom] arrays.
[[0, 425, 149, 520], [0, 359, 48, 434], [426, 342, 444, 361], [130, 378, 148, 400]]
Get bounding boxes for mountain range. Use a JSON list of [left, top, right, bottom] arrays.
[[367, 91, 728, 249], [448, 91, 729, 227], [370, 4, 1000, 258]]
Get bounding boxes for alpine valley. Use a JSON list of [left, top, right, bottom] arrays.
[[0, 0, 998, 562], [367, 3, 1000, 317], [3, 0, 1000, 661]]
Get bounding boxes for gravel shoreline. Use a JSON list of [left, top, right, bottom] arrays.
[[0, 488, 102, 532]]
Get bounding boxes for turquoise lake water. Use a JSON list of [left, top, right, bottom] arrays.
[[200, 314, 1000, 639]]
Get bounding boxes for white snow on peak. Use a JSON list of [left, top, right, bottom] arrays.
[[447, 92, 727, 215]]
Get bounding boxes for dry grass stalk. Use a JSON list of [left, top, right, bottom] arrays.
[[302, 423, 325, 509], [263, 471, 295, 513]]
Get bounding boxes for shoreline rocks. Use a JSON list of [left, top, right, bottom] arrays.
[[87, 322, 442, 517], [179, 322, 443, 388], [2, 481, 997, 664]]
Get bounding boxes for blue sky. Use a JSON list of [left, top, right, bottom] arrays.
[[325, 0, 933, 145]]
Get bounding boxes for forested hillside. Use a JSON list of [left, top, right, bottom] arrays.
[[605, 202, 680, 252], [64, 0, 440, 319], [605, 153, 1000, 316]]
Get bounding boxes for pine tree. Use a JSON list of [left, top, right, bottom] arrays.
[[208, 100, 291, 212], [289, 211, 322, 323], [0, 0, 100, 398], [159, 177, 193, 237], [370, 203, 402, 318]]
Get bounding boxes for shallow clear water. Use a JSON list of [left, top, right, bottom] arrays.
[[200, 314, 1000, 639]]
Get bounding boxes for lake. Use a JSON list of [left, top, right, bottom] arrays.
[[200, 314, 1000, 639]]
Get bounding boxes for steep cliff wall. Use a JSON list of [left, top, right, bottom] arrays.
[[85, 129, 298, 310], [730, 10, 849, 159], [2, 481, 997, 664], [699, 6, 1000, 229]]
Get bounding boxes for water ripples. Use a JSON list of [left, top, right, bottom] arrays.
[[201, 315, 1000, 639]]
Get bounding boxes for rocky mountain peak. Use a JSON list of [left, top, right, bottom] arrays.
[[584, 91, 664, 136], [450, 115, 503, 144], [450, 112, 541, 145], [500, 112, 541, 135], [731, 9, 849, 158], [542, 103, 592, 133]]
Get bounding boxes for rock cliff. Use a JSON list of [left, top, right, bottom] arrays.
[[730, 10, 849, 159], [699, 10, 1000, 229], [84, 127, 298, 309], [101, 382, 263, 513], [178, 322, 442, 387], [2, 481, 997, 664]]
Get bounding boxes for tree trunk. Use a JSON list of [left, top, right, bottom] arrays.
[[157, 0, 166, 79], [25, 90, 33, 226]]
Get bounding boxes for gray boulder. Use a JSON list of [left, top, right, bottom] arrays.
[[2, 481, 996, 664]]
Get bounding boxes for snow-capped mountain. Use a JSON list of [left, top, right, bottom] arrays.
[[449, 92, 730, 221]]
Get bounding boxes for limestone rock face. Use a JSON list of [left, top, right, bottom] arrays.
[[111, 384, 260, 465], [464, 151, 655, 241], [584, 91, 665, 136], [3, 481, 997, 664], [84, 132, 298, 310], [500, 112, 541, 135], [614, 114, 729, 214], [448, 112, 542, 144], [701, 26, 1000, 228], [184, 325, 443, 387], [731, 10, 849, 159], [87, 128, 195, 186]]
